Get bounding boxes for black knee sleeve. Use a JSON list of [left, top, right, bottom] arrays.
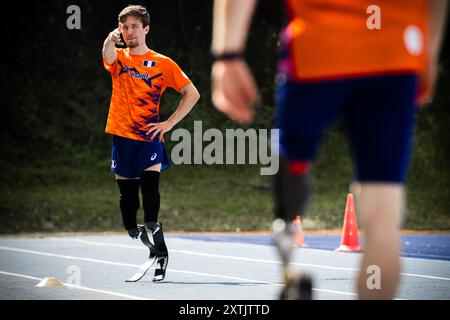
[[274, 157, 311, 221], [116, 179, 140, 231], [140, 171, 161, 224]]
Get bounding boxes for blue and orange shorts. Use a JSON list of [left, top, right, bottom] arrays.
[[275, 73, 418, 183], [111, 135, 171, 178]]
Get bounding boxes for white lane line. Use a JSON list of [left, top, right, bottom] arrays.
[[0, 270, 150, 300], [400, 273, 450, 281], [53, 238, 450, 282], [50, 238, 358, 271], [0, 245, 355, 297], [0, 245, 138, 268], [403, 253, 450, 260], [0, 245, 278, 286]]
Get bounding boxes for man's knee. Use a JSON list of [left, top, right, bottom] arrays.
[[115, 174, 139, 180], [144, 163, 161, 172], [357, 183, 404, 229]]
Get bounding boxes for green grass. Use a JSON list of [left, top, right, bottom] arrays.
[[1, 127, 449, 234], [1, 163, 449, 234], [0, 162, 276, 233]]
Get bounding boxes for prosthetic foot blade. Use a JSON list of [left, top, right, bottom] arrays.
[[125, 256, 157, 282], [280, 273, 313, 300], [298, 275, 313, 300]]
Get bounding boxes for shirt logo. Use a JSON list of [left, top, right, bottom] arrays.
[[111, 160, 117, 169], [151, 153, 157, 161], [143, 60, 157, 67], [121, 65, 150, 80]]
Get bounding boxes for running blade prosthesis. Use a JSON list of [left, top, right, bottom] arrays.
[[272, 218, 313, 300], [126, 224, 168, 282]]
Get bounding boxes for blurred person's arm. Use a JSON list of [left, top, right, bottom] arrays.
[[211, 0, 260, 124], [212, 0, 257, 54], [419, 0, 448, 106], [429, 0, 448, 56]]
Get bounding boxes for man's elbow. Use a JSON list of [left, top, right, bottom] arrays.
[[193, 88, 201, 103], [189, 85, 201, 103], [181, 83, 200, 103]]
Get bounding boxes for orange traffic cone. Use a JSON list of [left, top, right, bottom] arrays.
[[336, 193, 361, 252], [293, 215, 305, 247]]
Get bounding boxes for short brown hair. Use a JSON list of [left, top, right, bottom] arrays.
[[118, 5, 150, 28]]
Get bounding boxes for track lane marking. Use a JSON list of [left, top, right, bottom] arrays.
[[0, 270, 150, 300], [0, 245, 356, 297], [52, 238, 450, 282]]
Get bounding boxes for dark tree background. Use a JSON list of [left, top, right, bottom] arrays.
[[0, 1, 283, 165], [0, 1, 449, 231]]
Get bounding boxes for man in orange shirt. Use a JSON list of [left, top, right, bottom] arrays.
[[103, 5, 200, 282], [211, 0, 447, 299]]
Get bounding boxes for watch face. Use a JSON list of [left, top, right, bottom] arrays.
[[115, 33, 127, 49]]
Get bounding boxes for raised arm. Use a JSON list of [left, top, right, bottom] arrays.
[[102, 28, 123, 65]]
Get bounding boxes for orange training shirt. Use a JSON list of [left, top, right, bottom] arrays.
[[103, 48, 192, 141], [279, 0, 429, 82]]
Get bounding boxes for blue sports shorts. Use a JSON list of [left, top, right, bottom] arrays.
[[111, 135, 171, 178], [275, 73, 418, 183]]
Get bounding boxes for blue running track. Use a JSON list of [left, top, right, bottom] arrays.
[[171, 234, 450, 261]]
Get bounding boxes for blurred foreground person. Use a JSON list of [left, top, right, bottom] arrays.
[[211, 0, 447, 299]]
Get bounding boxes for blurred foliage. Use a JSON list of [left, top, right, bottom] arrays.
[[0, 1, 449, 231], [0, 0, 283, 165]]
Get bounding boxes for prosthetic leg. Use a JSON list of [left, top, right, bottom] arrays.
[[273, 219, 312, 300], [118, 173, 169, 282], [273, 157, 313, 300], [125, 223, 169, 282], [147, 222, 169, 282]]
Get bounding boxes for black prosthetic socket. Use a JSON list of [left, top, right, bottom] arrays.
[[127, 227, 140, 239], [145, 221, 158, 231], [116, 179, 141, 233], [140, 171, 161, 224], [274, 156, 311, 221]]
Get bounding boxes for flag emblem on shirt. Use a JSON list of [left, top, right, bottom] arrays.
[[143, 60, 157, 67]]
